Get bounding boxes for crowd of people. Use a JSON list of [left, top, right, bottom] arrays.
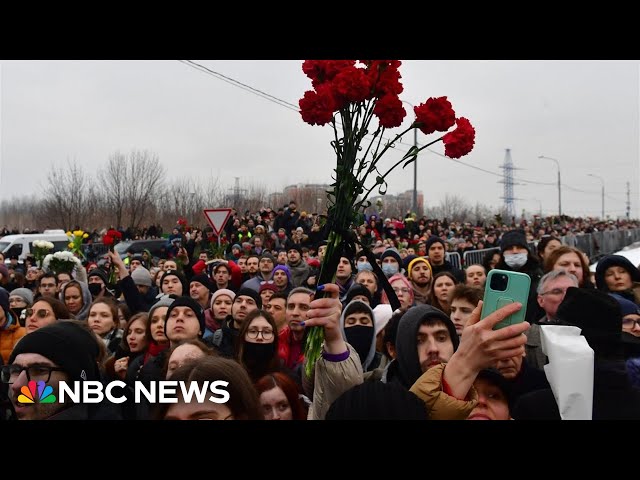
[[1, 200, 640, 420]]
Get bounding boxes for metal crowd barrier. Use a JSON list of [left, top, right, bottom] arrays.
[[462, 247, 500, 268], [446, 251, 461, 269]]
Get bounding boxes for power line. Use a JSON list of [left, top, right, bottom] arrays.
[[178, 60, 635, 204], [179, 60, 300, 112]]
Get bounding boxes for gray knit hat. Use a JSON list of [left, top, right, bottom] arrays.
[[9, 287, 34, 306], [148, 294, 176, 320], [131, 266, 153, 287]]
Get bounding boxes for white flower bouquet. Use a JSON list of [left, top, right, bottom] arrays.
[[42, 251, 82, 275], [33, 240, 55, 268]]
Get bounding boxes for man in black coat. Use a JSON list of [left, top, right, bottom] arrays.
[[513, 288, 640, 420]]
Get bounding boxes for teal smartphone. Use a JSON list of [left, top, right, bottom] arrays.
[[481, 269, 531, 330]]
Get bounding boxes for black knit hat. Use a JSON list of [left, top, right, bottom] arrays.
[[190, 274, 216, 293], [326, 381, 428, 420], [9, 321, 101, 382], [287, 244, 303, 256], [343, 283, 373, 305], [425, 236, 446, 253], [87, 268, 109, 285], [476, 368, 513, 409], [556, 287, 624, 358], [236, 287, 262, 309], [380, 247, 402, 265], [595, 254, 640, 291], [164, 296, 205, 337], [0, 287, 10, 317], [160, 269, 187, 293], [499, 230, 529, 252]]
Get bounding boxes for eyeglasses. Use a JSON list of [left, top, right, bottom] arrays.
[[540, 288, 567, 297], [260, 280, 275, 285], [1, 364, 65, 384], [392, 287, 411, 294], [623, 319, 640, 329], [246, 329, 274, 340], [24, 308, 51, 319]]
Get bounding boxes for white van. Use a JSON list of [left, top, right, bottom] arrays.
[[0, 230, 71, 262]]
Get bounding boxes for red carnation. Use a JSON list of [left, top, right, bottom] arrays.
[[443, 117, 476, 159], [373, 94, 406, 128], [302, 60, 356, 88], [369, 62, 403, 97], [414, 97, 456, 135], [332, 66, 372, 103], [102, 235, 114, 246], [299, 84, 337, 126]]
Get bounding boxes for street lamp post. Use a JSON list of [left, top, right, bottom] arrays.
[[587, 173, 605, 219], [538, 155, 562, 217], [403, 100, 418, 214]]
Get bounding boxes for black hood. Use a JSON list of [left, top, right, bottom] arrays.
[[393, 305, 459, 389]]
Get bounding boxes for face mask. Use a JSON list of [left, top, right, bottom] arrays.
[[278, 233, 286, 239], [381, 263, 399, 277], [88, 283, 103, 296], [345, 325, 374, 368], [243, 342, 276, 366], [357, 261, 373, 272], [13, 308, 26, 327], [504, 253, 528, 269]]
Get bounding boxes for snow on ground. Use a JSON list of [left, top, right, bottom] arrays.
[[590, 242, 640, 272]]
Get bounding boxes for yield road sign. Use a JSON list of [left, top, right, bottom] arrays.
[[203, 209, 233, 236]]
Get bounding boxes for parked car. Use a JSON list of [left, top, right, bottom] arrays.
[[114, 239, 169, 260], [0, 230, 71, 263]]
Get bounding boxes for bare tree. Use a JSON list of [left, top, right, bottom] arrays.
[[98, 151, 128, 228], [41, 160, 93, 229], [124, 150, 165, 230]]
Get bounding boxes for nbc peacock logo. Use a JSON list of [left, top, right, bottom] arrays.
[[18, 380, 56, 404]]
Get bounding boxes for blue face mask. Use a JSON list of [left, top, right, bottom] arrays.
[[381, 263, 399, 277], [357, 261, 373, 272]]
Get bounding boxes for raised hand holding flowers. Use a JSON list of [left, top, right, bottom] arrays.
[[102, 229, 123, 285], [32, 240, 54, 268], [42, 251, 82, 276], [67, 229, 88, 260], [299, 60, 476, 376]]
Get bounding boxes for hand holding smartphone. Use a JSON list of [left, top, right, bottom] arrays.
[[480, 269, 531, 330]]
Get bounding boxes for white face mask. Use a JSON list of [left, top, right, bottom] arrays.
[[504, 253, 528, 269]]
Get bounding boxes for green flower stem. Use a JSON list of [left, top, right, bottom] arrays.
[[304, 228, 344, 378]]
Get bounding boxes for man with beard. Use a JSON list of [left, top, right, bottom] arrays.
[[335, 256, 354, 300], [209, 288, 261, 358], [407, 257, 432, 305], [380, 304, 459, 390], [278, 287, 313, 371], [425, 236, 465, 283], [286, 245, 310, 288], [265, 291, 288, 333]]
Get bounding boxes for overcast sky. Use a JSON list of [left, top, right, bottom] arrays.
[[1, 60, 638, 219]]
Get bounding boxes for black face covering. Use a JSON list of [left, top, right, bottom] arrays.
[[243, 342, 276, 366], [12, 308, 26, 327], [88, 283, 103, 297], [345, 325, 374, 367]]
